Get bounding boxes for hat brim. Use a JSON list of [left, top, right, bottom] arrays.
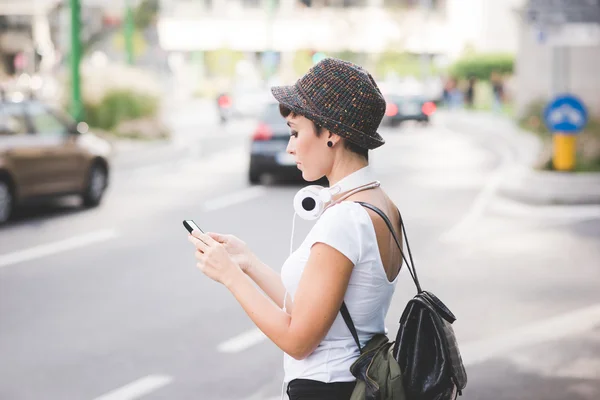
[[271, 84, 385, 150]]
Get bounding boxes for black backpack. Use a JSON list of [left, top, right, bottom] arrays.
[[351, 202, 468, 400]]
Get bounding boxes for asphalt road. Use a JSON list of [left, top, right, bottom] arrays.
[[1, 107, 599, 400]]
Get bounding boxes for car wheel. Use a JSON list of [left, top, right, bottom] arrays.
[[82, 163, 108, 207], [249, 169, 261, 185], [0, 179, 14, 225]]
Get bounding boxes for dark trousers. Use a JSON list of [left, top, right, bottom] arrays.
[[287, 378, 356, 400]]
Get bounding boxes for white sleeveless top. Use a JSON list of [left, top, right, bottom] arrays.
[[280, 201, 399, 383]]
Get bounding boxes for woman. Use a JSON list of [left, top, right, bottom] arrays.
[[188, 58, 404, 400]]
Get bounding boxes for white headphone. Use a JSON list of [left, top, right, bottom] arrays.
[[293, 168, 380, 220]]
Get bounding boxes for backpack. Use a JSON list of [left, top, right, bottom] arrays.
[[341, 202, 467, 400]]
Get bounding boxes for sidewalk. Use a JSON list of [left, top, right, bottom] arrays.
[[436, 109, 600, 205]]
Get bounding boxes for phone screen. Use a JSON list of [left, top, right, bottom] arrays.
[[183, 220, 203, 234]]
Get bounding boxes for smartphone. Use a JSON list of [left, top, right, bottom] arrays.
[[183, 220, 204, 234]]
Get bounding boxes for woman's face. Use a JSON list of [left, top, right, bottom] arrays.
[[285, 114, 332, 182]]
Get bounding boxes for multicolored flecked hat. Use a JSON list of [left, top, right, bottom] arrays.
[[271, 58, 386, 150]]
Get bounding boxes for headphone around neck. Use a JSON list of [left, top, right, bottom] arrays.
[[293, 173, 380, 220]]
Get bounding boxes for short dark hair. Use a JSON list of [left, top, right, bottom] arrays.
[[278, 104, 369, 161]]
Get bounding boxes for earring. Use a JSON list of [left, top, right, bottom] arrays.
[[327, 141, 333, 148]]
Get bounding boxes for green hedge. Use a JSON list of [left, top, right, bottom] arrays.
[[84, 90, 159, 131], [375, 52, 436, 78], [449, 53, 514, 81]]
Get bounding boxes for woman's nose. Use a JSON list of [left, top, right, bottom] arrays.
[[286, 138, 295, 155]]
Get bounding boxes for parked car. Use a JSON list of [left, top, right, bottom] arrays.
[[382, 94, 436, 127], [230, 86, 271, 119], [0, 98, 112, 224], [248, 102, 302, 184]]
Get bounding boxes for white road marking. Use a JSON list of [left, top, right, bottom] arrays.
[[461, 303, 600, 366], [217, 328, 267, 353], [489, 196, 600, 220], [439, 127, 515, 243], [122, 144, 248, 178], [0, 229, 119, 269], [203, 186, 267, 212], [93, 375, 173, 400]]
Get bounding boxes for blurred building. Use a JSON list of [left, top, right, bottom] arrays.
[[0, 0, 130, 102], [157, 0, 523, 72], [0, 0, 111, 82], [0, 0, 61, 79], [515, 0, 600, 118]]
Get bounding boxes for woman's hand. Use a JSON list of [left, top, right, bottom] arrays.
[[188, 231, 244, 287], [205, 232, 255, 274]]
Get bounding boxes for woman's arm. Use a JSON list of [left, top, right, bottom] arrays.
[[226, 242, 353, 360], [245, 254, 292, 311], [205, 232, 292, 311]]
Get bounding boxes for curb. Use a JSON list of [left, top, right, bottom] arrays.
[[498, 167, 600, 205], [436, 110, 600, 205]]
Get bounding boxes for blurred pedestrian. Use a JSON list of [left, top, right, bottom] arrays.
[[465, 77, 477, 109], [443, 77, 464, 109], [491, 71, 504, 113], [188, 58, 406, 400], [442, 77, 454, 106]]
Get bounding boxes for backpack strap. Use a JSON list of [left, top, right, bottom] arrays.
[[356, 202, 422, 293], [340, 202, 423, 353], [340, 302, 362, 353]]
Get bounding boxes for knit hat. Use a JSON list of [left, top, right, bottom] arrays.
[[271, 58, 386, 150]]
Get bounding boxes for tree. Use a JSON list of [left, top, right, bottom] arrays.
[[134, 0, 160, 30]]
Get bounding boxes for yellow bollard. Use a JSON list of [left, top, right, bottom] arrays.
[[552, 133, 577, 171]]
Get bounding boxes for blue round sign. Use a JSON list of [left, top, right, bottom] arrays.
[[543, 94, 588, 134]]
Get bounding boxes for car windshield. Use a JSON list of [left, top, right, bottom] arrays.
[[261, 102, 285, 124], [387, 95, 425, 104]]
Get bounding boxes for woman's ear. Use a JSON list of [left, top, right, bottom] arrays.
[[327, 132, 342, 147]]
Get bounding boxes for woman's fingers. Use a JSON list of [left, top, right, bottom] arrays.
[[188, 233, 208, 252], [198, 232, 219, 246], [207, 232, 227, 243]]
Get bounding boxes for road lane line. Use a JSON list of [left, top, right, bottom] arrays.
[[461, 303, 600, 366], [93, 375, 173, 400], [217, 328, 267, 353], [203, 187, 267, 212], [490, 196, 600, 220], [0, 229, 119, 269], [439, 126, 515, 243]]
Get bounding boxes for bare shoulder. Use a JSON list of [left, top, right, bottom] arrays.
[[345, 187, 404, 279], [345, 187, 399, 219]]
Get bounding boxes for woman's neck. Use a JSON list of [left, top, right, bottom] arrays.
[[327, 158, 369, 187]]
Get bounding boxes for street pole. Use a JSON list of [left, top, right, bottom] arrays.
[[550, 37, 576, 171], [69, 0, 83, 122], [265, 0, 276, 82], [420, 0, 432, 82], [124, 0, 135, 65]]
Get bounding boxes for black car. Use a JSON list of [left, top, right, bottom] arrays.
[[248, 102, 302, 184], [382, 95, 436, 127]]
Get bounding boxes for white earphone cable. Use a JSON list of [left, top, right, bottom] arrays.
[[290, 210, 297, 256]]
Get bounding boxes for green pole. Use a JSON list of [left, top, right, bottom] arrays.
[[125, 0, 135, 65], [69, 0, 83, 122]]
